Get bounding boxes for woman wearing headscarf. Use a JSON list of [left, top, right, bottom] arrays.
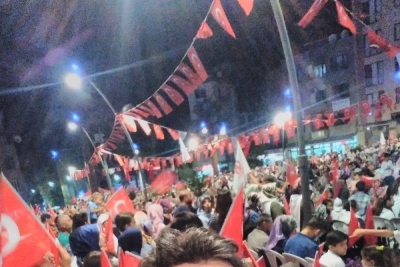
[[134, 211, 156, 252], [265, 215, 297, 254], [147, 204, 166, 239], [159, 198, 173, 225], [118, 227, 145, 257]]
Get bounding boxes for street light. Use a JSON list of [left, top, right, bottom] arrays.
[[31, 189, 36, 193], [64, 69, 148, 201], [200, 122, 208, 134], [50, 150, 59, 159], [274, 111, 292, 160], [48, 181, 55, 187], [67, 121, 78, 131], [219, 124, 227, 135]]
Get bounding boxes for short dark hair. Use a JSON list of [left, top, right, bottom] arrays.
[[170, 212, 203, 231], [115, 212, 135, 232], [83, 251, 100, 267], [257, 214, 272, 226], [325, 230, 348, 247], [40, 213, 51, 223], [140, 228, 244, 267], [306, 217, 332, 232], [356, 181, 366, 192]]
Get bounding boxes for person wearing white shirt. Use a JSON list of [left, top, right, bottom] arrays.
[[378, 195, 396, 220], [319, 230, 347, 267], [330, 198, 350, 224], [381, 153, 394, 177]]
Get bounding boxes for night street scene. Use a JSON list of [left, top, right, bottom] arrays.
[[2, 0, 400, 267]]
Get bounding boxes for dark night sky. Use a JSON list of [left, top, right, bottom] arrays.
[[0, 0, 349, 179]]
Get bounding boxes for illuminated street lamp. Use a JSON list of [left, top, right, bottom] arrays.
[[64, 73, 82, 90], [31, 189, 36, 194], [200, 122, 208, 134], [48, 181, 55, 187], [219, 124, 227, 135]]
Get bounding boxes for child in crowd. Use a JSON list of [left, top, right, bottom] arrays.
[[320, 230, 348, 267], [87, 192, 105, 224], [361, 245, 395, 267]]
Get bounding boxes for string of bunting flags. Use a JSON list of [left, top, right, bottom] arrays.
[[298, 0, 400, 59]]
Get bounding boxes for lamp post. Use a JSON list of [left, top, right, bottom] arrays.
[[67, 121, 112, 190], [65, 71, 143, 190], [133, 144, 148, 202], [269, 0, 312, 224], [274, 111, 292, 161]]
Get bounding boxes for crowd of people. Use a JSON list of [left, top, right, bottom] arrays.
[[33, 140, 400, 267]]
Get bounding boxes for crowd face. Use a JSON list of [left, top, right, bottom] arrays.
[[93, 195, 104, 205], [330, 240, 348, 256], [202, 198, 212, 212]]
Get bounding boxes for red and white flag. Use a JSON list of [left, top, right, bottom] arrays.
[[154, 93, 173, 115], [348, 208, 359, 247], [220, 188, 244, 257], [101, 250, 113, 267], [177, 63, 203, 87], [48, 204, 57, 220], [196, 21, 213, 39], [153, 124, 165, 140], [119, 250, 142, 267], [104, 215, 115, 253], [104, 188, 135, 219], [335, 1, 356, 34], [232, 138, 251, 191], [169, 74, 197, 96], [243, 241, 259, 267], [364, 205, 377, 246], [211, 0, 236, 38], [298, 0, 328, 28], [136, 119, 152, 136], [161, 84, 185, 106], [187, 46, 208, 82], [237, 0, 254, 16], [1, 174, 59, 267], [143, 100, 163, 118], [167, 128, 180, 141], [367, 29, 400, 57], [360, 100, 371, 116], [121, 115, 137, 133], [313, 250, 321, 267]]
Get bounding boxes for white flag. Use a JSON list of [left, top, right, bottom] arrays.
[[380, 131, 386, 146], [178, 131, 191, 163], [232, 138, 251, 192]]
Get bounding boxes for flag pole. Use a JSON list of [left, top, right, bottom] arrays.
[[269, 0, 312, 224]]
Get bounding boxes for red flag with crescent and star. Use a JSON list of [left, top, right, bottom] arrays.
[[101, 250, 113, 267], [119, 250, 142, 267], [1, 173, 59, 267], [154, 93, 173, 115], [237, 0, 254, 16], [187, 46, 208, 82], [367, 29, 400, 57], [161, 84, 185, 106], [335, 1, 356, 34], [196, 21, 213, 39], [104, 187, 135, 220], [298, 0, 328, 28], [211, 0, 236, 38]]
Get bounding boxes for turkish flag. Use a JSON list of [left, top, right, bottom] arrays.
[[104, 188, 135, 219], [341, 105, 357, 121], [101, 250, 113, 267], [286, 161, 299, 188], [151, 169, 178, 195], [380, 94, 394, 111], [237, 0, 254, 16], [252, 132, 261, 146], [374, 100, 383, 119], [325, 112, 335, 127], [367, 29, 400, 57], [360, 100, 371, 116], [257, 257, 267, 267], [136, 119, 152, 135], [1, 174, 59, 267], [130, 108, 149, 118], [144, 99, 163, 118], [123, 157, 131, 182], [104, 215, 115, 253], [313, 114, 324, 130], [153, 124, 165, 140], [360, 175, 375, 189], [268, 125, 280, 144], [364, 205, 377, 246], [119, 250, 141, 267], [313, 251, 321, 267], [161, 84, 185, 106], [227, 141, 234, 154], [243, 241, 259, 267], [196, 21, 213, 39], [211, 0, 236, 38], [314, 190, 329, 207], [348, 208, 359, 247], [261, 128, 270, 144], [48, 204, 57, 220], [137, 104, 154, 117], [283, 196, 291, 215], [177, 63, 203, 87], [335, 1, 356, 34], [220, 188, 244, 257], [167, 128, 180, 140], [298, 0, 328, 28], [284, 119, 297, 139], [154, 93, 173, 115], [187, 46, 208, 82], [169, 74, 197, 96]]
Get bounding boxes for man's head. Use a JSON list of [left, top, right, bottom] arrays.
[[140, 228, 244, 267], [40, 213, 52, 224], [83, 251, 100, 267], [178, 190, 193, 206], [355, 181, 366, 193], [115, 212, 135, 233], [91, 192, 104, 205], [256, 214, 272, 233], [353, 168, 362, 179], [170, 212, 203, 232], [57, 214, 73, 233], [302, 217, 332, 239], [325, 230, 348, 256]]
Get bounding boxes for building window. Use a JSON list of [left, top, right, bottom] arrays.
[[365, 61, 384, 86], [364, 30, 383, 57], [333, 83, 350, 98], [315, 89, 327, 102], [395, 0, 400, 7], [395, 23, 400, 40], [314, 64, 327, 77], [362, 0, 382, 24], [4, 156, 15, 170], [330, 55, 349, 71]]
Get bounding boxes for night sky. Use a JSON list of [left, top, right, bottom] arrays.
[[0, 0, 349, 183]]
